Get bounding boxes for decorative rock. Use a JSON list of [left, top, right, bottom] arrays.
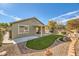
[[44, 48, 53, 56], [0, 51, 7, 56]]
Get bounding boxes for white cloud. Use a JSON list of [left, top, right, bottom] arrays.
[[0, 10, 21, 21], [12, 17, 21, 21], [52, 10, 79, 20], [0, 10, 8, 16], [10, 16, 21, 21], [50, 10, 79, 25]]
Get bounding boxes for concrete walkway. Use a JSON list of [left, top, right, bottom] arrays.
[[2, 32, 39, 44], [13, 36, 39, 44], [2, 32, 13, 43]]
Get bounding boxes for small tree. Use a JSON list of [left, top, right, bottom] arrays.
[[48, 21, 57, 33], [66, 19, 79, 30]]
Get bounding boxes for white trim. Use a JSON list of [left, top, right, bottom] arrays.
[[18, 24, 19, 34], [41, 26, 43, 37], [18, 24, 29, 34]]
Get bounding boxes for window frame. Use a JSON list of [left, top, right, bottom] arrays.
[[18, 24, 29, 34]]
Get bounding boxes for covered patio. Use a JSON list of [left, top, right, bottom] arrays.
[[34, 25, 45, 37]]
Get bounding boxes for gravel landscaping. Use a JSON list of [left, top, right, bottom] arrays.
[[75, 40, 79, 56], [0, 40, 71, 56], [0, 34, 72, 56], [0, 43, 21, 56], [53, 42, 70, 56], [17, 42, 41, 54]]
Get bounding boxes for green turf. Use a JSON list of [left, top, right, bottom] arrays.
[[26, 34, 63, 50]]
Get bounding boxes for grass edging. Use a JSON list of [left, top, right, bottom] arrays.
[[26, 34, 63, 50]]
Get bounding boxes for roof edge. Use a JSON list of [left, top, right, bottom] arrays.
[[10, 17, 44, 25]]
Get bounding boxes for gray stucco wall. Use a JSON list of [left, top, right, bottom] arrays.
[[11, 18, 45, 39]]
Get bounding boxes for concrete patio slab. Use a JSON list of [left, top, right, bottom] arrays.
[[12, 36, 39, 44]]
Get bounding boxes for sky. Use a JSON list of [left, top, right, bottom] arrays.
[[0, 3, 79, 24]]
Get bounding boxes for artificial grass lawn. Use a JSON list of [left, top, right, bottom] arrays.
[[26, 34, 63, 50]]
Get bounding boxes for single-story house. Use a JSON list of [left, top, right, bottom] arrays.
[[10, 17, 48, 39]]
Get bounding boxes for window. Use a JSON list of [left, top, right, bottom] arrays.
[[18, 25, 29, 34]]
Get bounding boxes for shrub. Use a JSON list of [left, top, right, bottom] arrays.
[[0, 31, 3, 47], [61, 32, 66, 35], [59, 37, 64, 42]]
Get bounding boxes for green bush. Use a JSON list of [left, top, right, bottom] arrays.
[[59, 37, 64, 42], [0, 31, 3, 47], [61, 32, 66, 35]]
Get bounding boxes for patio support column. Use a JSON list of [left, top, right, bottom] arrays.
[[41, 26, 43, 37]]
